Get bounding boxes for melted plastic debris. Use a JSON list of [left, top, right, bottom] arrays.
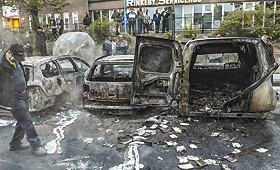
[[84, 138, 94, 144], [45, 110, 81, 155], [109, 144, 144, 170], [106, 129, 112, 133], [189, 144, 198, 149], [103, 143, 115, 148], [97, 137, 105, 141], [150, 124, 158, 129], [177, 156, 188, 163], [211, 132, 220, 137], [203, 159, 220, 165], [178, 163, 194, 169], [221, 164, 231, 170], [0, 119, 15, 127], [256, 148, 269, 153], [165, 141, 178, 147], [160, 124, 168, 128], [158, 156, 163, 160]]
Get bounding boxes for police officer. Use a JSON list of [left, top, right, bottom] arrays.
[[0, 44, 47, 156]]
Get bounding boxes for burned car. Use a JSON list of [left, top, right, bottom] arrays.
[[23, 56, 90, 112], [84, 36, 278, 118], [180, 37, 279, 117], [83, 55, 135, 110]]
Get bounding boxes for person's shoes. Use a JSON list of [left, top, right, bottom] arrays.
[[9, 143, 30, 151], [31, 147, 47, 156]]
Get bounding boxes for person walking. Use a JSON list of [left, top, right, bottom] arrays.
[[102, 37, 112, 56], [153, 9, 161, 34], [50, 17, 58, 39], [83, 12, 92, 30], [137, 7, 144, 34], [0, 44, 47, 156], [24, 42, 33, 57], [58, 15, 64, 36], [109, 37, 116, 55], [116, 35, 129, 55], [36, 26, 47, 56], [111, 10, 121, 36], [143, 9, 150, 34], [161, 7, 170, 33], [127, 9, 136, 35]]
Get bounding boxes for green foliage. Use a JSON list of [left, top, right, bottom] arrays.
[[215, 4, 280, 42], [183, 22, 198, 38], [86, 17, 116, 43], [123, 33, 133, 44]]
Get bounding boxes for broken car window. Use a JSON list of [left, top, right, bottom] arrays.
[[73, 58, 90, 71], [89, 64, 133, 82], [40, 62, 59, 78], [57, 58, 78, 74], [139, 45, 172, 73]]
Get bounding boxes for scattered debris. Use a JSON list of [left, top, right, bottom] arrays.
[[232, 143, 242, 148], [97, 123, 102, 126], [160, 128, 170, 133], [150, 124, 158, 129], [169, 134, 178, 139], [158, 156, 163, 160], [195, 159, 208, 168], [203, 159, 219, 166], [114, 119, 120, 123], [178, 163, 195, 170], [162, 120, 169, 124], [211, 132, 220, 137], [84, 138, 94, 144], [97, 137, 105, 141], [189, 144, 198, 149], [172, 127, 182, 133], [176, 146, 187, 153], [186, 156, 200, 161], [103, 143, 115, 148], [256, 148, 268, 153], [117, 135, 133, 144], [118, 130, 124, 133], [177, 156, 189, 163], [133, 135, 148, 141], [106, 129, 112, 133], [180, 123, 190, 126], [221, 164, 231, 170], [232, 149, 241, 154], [165, 141, 178, 147], [223, 156, 237, 163], [160, 124, 168, 128]]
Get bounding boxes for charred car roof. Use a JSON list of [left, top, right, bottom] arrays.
[[94, 55, 134, 64]]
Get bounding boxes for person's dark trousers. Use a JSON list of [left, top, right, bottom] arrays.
[[155, 22, 160, 34], [143, 23, 149, 34], [115, 23, 120, 36], [52, 28, 58, 39], [162, 20, 167, 33], [9, 94, 41, 149], [59, 28, 64, 36], [38, 42, 47, 56], [128, 21, 136, 35], [138, 19, 143, 34]]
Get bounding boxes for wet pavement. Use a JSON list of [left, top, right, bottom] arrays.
[[1, 88, 280, 169]]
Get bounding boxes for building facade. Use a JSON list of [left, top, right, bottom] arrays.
[[3, 0, 278, 32]]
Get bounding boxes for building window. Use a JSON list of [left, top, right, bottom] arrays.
[[194, 4, 202, 28], [63, 12, 69, 30], [38, 14, 43, 25], [46, 14, 51, 26], [29, 15, 32, 29], [213, 4, 222, 29], [54, 13, 60, 21], [184, 5, 192, 28], [224, 3, 233, 17], [72, 11, 79, 30], [205, 5, 211, 12]]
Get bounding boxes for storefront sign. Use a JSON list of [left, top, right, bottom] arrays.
[[127, 0, 202, 7]]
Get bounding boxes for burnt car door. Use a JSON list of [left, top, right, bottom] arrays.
[[57, 57, 84, 100], [131, 36, 183, 107]]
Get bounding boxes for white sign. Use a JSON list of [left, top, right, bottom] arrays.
[[127, 0, 202, 7]]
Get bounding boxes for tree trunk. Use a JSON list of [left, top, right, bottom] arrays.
[[31, 10, 39, 32]]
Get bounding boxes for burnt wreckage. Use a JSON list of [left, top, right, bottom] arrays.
[[84, 37, 278, 118]]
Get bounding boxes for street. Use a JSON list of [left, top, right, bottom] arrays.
[[0, 87, 280, 170]]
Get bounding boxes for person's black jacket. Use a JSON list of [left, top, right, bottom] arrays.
[[24, 46, 33, 57], [83, 15, 92, 26], [0, 54, 26, 108]]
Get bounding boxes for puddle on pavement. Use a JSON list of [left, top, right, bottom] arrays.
[[45, 109, 82, 154], [109, 144, 144, 170]]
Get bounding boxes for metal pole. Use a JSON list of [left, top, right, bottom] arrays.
[[124, 0, 127, 34], [172, 0, 175, 40]]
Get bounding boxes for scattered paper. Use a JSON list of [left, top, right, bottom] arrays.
[[177, 156, 188, 163], [256, 148, 268, 153], [189, 144, 198, 149], [169, 134, 178, 139], [83, 138, 94, 144], [232, 143, 242, 148], [178, 163, 194, 169]]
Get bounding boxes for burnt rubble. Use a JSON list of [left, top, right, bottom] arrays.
[[189, 82, 241, 112]]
